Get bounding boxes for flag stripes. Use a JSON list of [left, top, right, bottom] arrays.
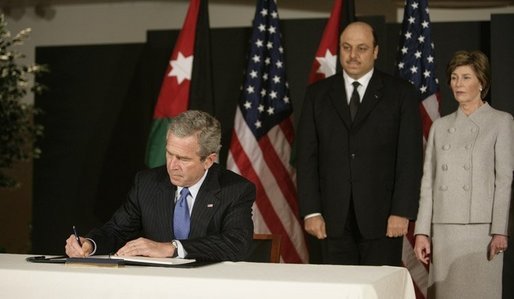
[[396, 0, 441, 297]]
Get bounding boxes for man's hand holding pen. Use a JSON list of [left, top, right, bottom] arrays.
[[65, 226, 93, 257]]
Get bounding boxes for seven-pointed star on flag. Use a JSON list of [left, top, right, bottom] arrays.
[[316, 49, 337, 78], [168, 52, 194, 84]]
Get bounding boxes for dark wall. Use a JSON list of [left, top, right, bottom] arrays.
[[33, 15, 513, 297]]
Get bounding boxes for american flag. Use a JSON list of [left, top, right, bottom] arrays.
[[395, 0, 440, 298], [227, 0, 308, 263]]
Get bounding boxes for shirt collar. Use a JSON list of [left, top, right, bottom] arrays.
[[177, 168, 209, 200], [343, 68, 374, 89]]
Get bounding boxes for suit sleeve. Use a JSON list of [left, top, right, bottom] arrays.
[[86, 171, 146, 254], [296, 86, 322, 217], [491, 113, 514, 235], [415, 122, 437, 236], [391, 83, 424, 219]]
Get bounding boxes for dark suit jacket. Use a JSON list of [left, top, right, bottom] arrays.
[[297, 71, 423, 239], [87, 163, 256, 261]]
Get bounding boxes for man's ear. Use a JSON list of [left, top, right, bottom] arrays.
[[203, 153, 217, 169]]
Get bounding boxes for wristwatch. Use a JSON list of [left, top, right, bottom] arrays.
[[171, 240, 179, 258]]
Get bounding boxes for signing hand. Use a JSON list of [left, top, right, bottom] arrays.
[[386, 215, 409, 238], [65, 234, 93, 257], [116, 237, 175, 258], [304, 215, 327, 239]]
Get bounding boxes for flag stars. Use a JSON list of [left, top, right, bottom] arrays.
[[269, 90, 278, 99], [418, 35, 425, 43], [276, 60, 283, 68], [420, 85, 427, 93], [411, 2, 419, 9], [271, 11, 278, 18], [255, 120, 262, 128], [244, 101, 252, 110], [267, 107, 275, 115], [422, 20, 429, 28], [267, 41, 273, 49], [279, 47, 283, 53], [261, 89, 267, 97], [283, 95, 290, 103], [255, 39, 264, 47], [423, 70, 431, 78], [247, 85, 255, 94], [427, 55, 434, 63], [265, 58, 271, 65], [410, 66, 418, 74], [405, 31, 412, 39], [250, 70, 258, 78], [272, 75, 281, 84], [260, 8, 268, 17], [263, 73, 268, 81], [398, 62, 405, 69], [258, 104, 264, 112], [268, 26, 276, 34], [408, 16, 415, 24], [415, 51, 422, 59], [252, 55, 261, 63], [258, 24, 266, 32], [401, 46, 408, 54]]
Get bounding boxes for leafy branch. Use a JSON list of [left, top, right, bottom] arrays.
[[0, 14, 47, 188]]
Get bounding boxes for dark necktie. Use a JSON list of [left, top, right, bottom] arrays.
[[349, 81, 360, 121], [173, 187, 191, 239]]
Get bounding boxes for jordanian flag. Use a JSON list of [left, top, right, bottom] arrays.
[[145, 0, 214, 168]]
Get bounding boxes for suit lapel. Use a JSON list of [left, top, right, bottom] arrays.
[[329, 74, 352, 130], [352, 72, 383, 127], [189, 164, 221, 238]]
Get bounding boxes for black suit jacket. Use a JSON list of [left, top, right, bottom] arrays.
[[297, 71, 423, 239], [87, 163, 256, 261]]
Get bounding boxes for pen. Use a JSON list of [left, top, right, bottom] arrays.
[[72, 225, 83, 247]]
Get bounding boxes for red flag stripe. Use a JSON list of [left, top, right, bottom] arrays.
[[308, 0, 342, 83], [153, 0, 200, 118], [228, 109, 307, 263], [228, 126, 304, 263]]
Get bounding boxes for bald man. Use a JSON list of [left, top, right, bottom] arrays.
[[297, 21, 423, 266]]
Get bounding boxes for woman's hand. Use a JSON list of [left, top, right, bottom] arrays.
[[414, 234, 431, 265]]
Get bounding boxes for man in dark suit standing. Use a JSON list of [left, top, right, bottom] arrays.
[[297, 21, 423, 266], [65, 110, 256, 261]]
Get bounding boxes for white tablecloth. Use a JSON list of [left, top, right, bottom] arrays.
[[0, 254, 415, 299]]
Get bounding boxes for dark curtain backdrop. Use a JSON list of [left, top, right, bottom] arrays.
[[33, 15, 513, 298]]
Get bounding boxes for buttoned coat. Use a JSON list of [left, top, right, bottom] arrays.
[[297, 70, 423, 239], [87, 163, 256, 261], [415, 103, 514, 236]]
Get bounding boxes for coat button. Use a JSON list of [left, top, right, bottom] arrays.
[[465, 144, 473, 150], [463, 185, 470, 191], [442, 164, 448, 171], [351, 153, 356, 159], [439, 185, 448, 191], [448, 127, 456, 133], [463, 164, 470, 170], [442, 144, 451, 151]]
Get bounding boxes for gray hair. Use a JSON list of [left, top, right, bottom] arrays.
[[167, 110, 222, 159]]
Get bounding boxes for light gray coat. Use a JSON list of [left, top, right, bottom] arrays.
[[415, 102, 514, 236]]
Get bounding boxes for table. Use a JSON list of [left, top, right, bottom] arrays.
[[0, 254, 415, 299]]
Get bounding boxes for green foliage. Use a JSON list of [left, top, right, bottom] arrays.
[[0, 14, 47, 188]]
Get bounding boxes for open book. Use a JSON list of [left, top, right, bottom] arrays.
[[104, 255, 196, 266], [26, 254, 208, 268], [66, 255, 196, 267]]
